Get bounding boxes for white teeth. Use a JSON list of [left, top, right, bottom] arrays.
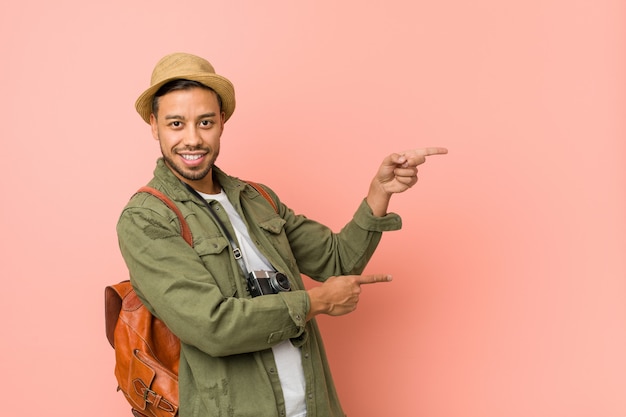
[[181, 154, 202, 161]]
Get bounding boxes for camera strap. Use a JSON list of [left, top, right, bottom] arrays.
[[182, 182, 251, 278]]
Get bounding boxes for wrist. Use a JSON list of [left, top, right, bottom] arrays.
[[366, 180, 392, 217], [306, 286, 330, 321]]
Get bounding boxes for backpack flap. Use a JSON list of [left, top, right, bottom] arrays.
[[127, 348, 179, 417]]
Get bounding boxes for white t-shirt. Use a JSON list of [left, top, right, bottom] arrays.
[[199, 190, 307, 417]]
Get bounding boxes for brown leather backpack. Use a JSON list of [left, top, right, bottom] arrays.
[[105, 183, 277, 417]]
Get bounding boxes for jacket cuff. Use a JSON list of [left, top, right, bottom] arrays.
[[266, 290, 309, 345], [353, 198, 402, 232]]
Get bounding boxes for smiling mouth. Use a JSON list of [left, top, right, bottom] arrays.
[[181, 154, 204, 161]]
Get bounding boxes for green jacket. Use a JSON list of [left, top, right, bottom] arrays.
[[116, 158, 402, 417]]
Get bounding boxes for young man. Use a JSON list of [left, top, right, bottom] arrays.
[[117, 52, 447, 417]]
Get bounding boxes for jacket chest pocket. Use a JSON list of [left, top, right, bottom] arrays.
[[257, 217, 288, 248], [194, 236, 238, 297], [256, 217, 297, 270], [258, 217, 286, 235]]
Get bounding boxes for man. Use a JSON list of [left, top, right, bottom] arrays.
[[117, 52, 447, 417]]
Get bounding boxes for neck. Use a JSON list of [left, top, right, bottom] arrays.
[[184, 177, 221, 194]]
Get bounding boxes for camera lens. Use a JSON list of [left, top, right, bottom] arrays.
[[270, 272, 291, 292]]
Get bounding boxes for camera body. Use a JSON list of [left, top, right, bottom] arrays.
[[247, 270, 291, 297]]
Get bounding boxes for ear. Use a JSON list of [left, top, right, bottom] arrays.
[[150, 114, 159, 141], [219, 111, 226, 130]]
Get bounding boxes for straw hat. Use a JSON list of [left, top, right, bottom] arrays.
[[135, 53, 236, 124]]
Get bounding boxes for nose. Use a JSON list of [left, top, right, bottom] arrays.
[[182, 125, 202, 147]]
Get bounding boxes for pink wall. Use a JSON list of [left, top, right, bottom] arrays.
[[1, 1, 624, 416]]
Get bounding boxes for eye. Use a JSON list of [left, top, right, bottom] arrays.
[[200, 120, 214, 128], [169, 121, 182, 128]]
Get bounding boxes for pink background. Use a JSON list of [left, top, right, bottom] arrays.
[[1, 1, 624, 416]]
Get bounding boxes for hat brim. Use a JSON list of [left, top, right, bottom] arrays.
[[135, 72, 236, 124]]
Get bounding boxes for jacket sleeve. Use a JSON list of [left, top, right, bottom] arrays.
[[116, 200, 309, 357], [273, 192, 403, 281]]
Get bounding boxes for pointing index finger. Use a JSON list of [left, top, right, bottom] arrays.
[[356, 274, 393, 285], [417, 147, 448, 156]]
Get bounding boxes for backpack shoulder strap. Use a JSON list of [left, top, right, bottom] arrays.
[[245, 181, 278, 213], [136, 186, 193, 246]]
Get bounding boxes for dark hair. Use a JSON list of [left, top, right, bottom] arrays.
[[151, 79, 223, 118]]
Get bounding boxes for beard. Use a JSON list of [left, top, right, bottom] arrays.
[[161, 144, 219, 182]]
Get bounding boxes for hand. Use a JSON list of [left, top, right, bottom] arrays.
[[375, 147, 448, 194], [367, 147, 448, 216], [306, 274, 392, 320]]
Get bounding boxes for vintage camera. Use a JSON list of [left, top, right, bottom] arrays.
[[247, 270, 291, 297]]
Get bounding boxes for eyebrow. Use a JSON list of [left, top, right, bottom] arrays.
[[164, 112, 217, 121]]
